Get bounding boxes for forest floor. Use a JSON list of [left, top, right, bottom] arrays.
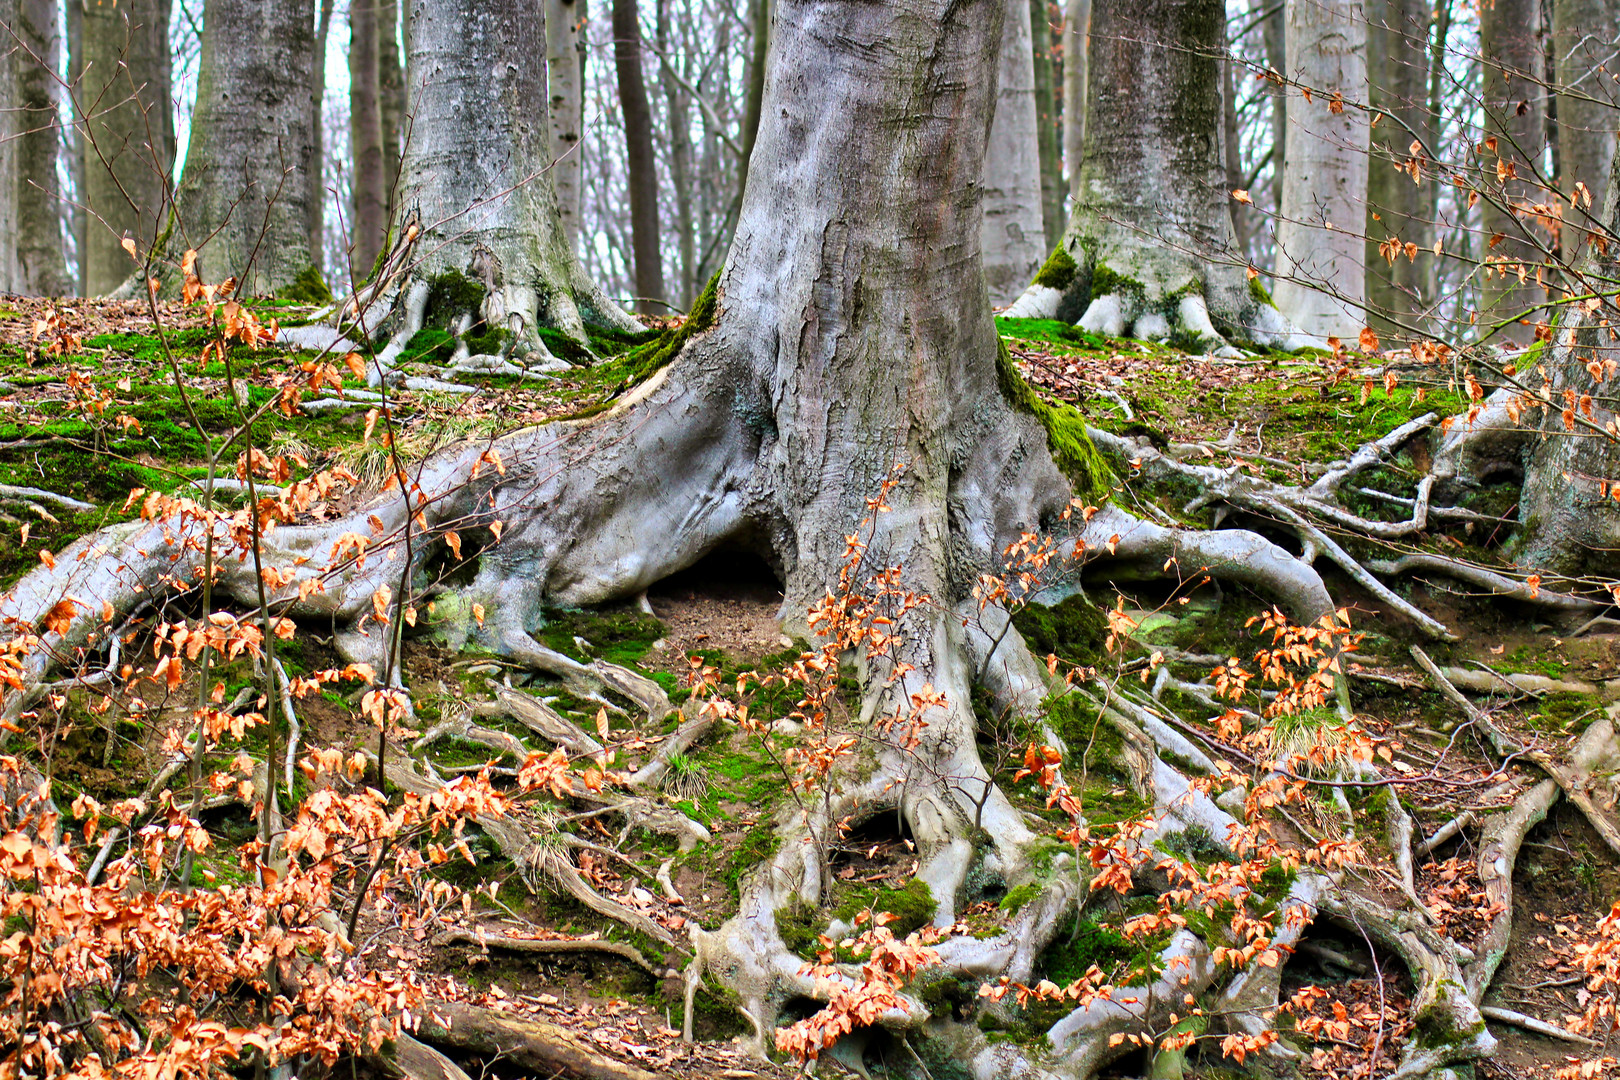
[[1, 295, 1618, 1080]]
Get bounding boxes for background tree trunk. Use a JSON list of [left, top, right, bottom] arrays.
[[362, 0, 640, 354], [175, 0, 318, 295], [612, 0, 664, 311], [1478, 0, 1547, 345], [1364, 0, 1433, 340], [351, 0, 388, 277], [736, 0, 769, 203], [1062, 0, 1089, 202], [309, 0, 335, 276], [546, 0, 586, 252], [78, 0, 173, 296], [1263, 0, 1285, 216], [380, 0, 403, 201], [1518, 143, 1620, 579], [1030, 0, 1064, 249], [1552, 0, 1617, 262], [982, 0, 1049, 303], [1273, 0, 1369, 340], [658, 0, 696, 307], [65, 0, 83, 295], [0, 0, 15, 293], [13, 0, 71, 295]]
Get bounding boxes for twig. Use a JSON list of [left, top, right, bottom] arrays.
[[1479, 1005, 1598, 1047]]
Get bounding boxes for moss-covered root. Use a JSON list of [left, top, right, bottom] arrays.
[[1002, 243, 1082, 320]]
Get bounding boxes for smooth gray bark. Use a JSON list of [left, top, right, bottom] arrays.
[[351, 0, 388, 276], [1030, 0, 1064, 248], [0, 0, 15, 293], [12, 0, 71, 295], [982, 0, 1048, 304], [1478, 0, 1548, 345], [1004, 0, 1311, 351], [1365, 0, 1434, 340], [545, 0, 586, 252], [175, 0, 318, 295], [310, 0, 336, 272], [379, 0, 403, 203], [1263, 0, 1285, 216], [657, 0, 696, 307], [1518, 143, 1620, 580], [77, 0, 172, 296], [1552, 0, 1618, 260], [613, 0, 665, 310], [1062, 0, 1088, 200], [1272, 0, 1368, 340], [352, 0, 640, 351]]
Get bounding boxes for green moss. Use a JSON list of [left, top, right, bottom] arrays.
[[401, 327, 458, 365], [1088, 264, 1148, 306], [775, 900, 820, 957], [1031, 245, 1080, 290], [1531, 691, 1603, 734], [536, 605, 665, 668], [1248, 275, 1277, 310], [424, 268, 487, 328], [1413, 987, 1486, 1049], [832, 877, 935, 937], [998, 883, 1041, 914], [995, 317, 1107, 350], [279, 265, 333, 305], [722, 819, 781, 898], [995, 338, 1113, 503], [464, 326, 512, 357], [1011, 594, 1108, 668]]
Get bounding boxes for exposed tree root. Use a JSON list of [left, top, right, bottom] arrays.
[[433, 927, 665, 977], [413, 1000, 663, 1080]]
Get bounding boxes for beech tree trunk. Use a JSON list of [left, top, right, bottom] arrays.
[[613, 0, 665, 310], [11, 0, 70, 295], [1263, 0, 1285, 215], [349, 0, 641, 358], [1030, 0, 1064, 249], [1272, 0, 1368, 340], [310, 0, 336, 274], [77, 0, 172, 297], [1552, 0, 1617, 260], [737, 0, 769, 202], [175, 0, 318, 295], [1518, 143, 1620, 580], [658, 0, 696, 308], [1364, 0, 1433, 340], [351, 0, 389, 276], [1062, 0, 1088, 200], [1478, 0, 1547, 345], [0, 1, 14, 293], [1003, 0, 1311, 352], [546, 0, 586, 251], [982, 0, 1049, 304], [379, 0, 404, 202]]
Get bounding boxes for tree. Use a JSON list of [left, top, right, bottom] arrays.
[[1061, 0, 1089, 200], [379, 0, 404, 200], [0, 1, 14, 293], [1364, 0, 1434, 339], [174, 0, 320, 295], [343, 0, 642, 370], [1271, 0, 1368, 340], [546, 0, 587, 251], [351, 0, 388, 276], [1002, 0, 1310, 352], [76, 0, 173, 297], [982, 0, 1049, 303], [1030, 0, 1065, 248], [613, 0, 665, 310], [1552, 0, 1617, 259], [10, 0, 71, 296], [309, 0, 336, 272], [1478, 0, 1548, 345]]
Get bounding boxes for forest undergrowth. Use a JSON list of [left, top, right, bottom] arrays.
[[1, 293, 1619, 1080]]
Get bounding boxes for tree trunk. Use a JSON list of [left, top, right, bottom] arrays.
[[1061, 0, 1088, 200], [65, 0, 84, 295], [1030, 0, 1064, 249], [1272, 0, 1368, 340], [379, 0, 404, 201], [11, 0, 70, 295], [310, 0, 337, 276], [0, 0, 15, 294], [351, 0, 389, 277], [1478, 0, 1548, 345], [1263, 0, 1285, 217], [1552, 0, 1617, 261], [175, 0, 319, 296], [657, 0, 695, 308], [737, 0, 769, 203], [546, 0, 587, 252], [345, 0, 642, 365], [1364, 0, 1433, 341], [613, 0, 664, 311], [1517, 143, 1620, 580], [1003, 0, 1312, 352], [77, 0, 173, 297], [982, 0, 1049, 304], [1222, 46, 1250, 256]]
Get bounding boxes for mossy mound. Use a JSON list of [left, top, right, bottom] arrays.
[[995, 338, 1114, 504], [279, 265, 333, 305], [1011, 594, 1108, 668], [536, 605, 666, 668]]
